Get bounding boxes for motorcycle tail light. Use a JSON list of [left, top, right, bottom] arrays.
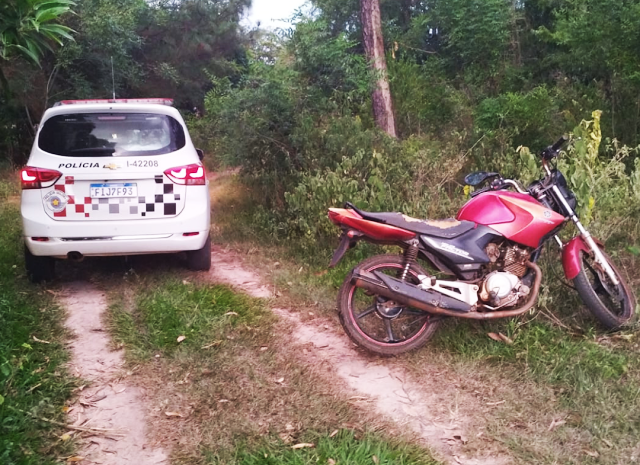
[[20, 167, 62, 189], [164, 163, 206, 185]]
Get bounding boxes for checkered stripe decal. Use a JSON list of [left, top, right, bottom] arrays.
[[48, 175, 183, 219]]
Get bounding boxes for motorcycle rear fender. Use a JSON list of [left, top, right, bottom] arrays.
[[562, 236, 604, 280]]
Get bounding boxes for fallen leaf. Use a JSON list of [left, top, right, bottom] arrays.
[[32, 335, 51, 344], [601, 438, 613, 448], [275, 377, 285, 384], [218, 399, 230, 403], [61, 406, 70, 413], [487, 332, 502, 342], [291, 443, 314, 449], [66, 457, 84, 463], [329, 429, 339, 438], [177, 335, 186, 343], [548, 419, 566, 431], [298, 267, 304, 273], [164, 411, 184, 418], [60, 433, 71, 441], [260, 346, 268, 351], [372, 455, 379, 464], [274, 262, 280, 267], [486, 400, 506, 406], [498, 333, 514, 344], [328, 459, 336, 465], [182, 280, 190, 285], [583, 450, 599, 458], [224, 311, 238, 316], [202, 340, 222, 349]]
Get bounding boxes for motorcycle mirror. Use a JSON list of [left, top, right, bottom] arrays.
[[464, 171, 499, 187]]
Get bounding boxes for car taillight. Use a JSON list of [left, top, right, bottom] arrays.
[[20, 167, 62, 189], [164, 164, 206, 185]]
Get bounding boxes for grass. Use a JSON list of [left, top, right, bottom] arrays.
[[218, 430, 438, 465], [206, 171, 640, 464], [0, 168, 19, 201], [0, 204, 77, 465], [104, 261, 441, 464]]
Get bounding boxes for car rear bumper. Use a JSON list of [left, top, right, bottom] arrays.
[[25, 231, 209, 258], [22, 187, 211, 257]]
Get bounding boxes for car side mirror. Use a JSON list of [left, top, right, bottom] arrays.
[[196, 148, 204, 161], [464, 171, 499, 186]]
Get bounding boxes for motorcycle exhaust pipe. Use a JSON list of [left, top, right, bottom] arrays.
[[350, 261, 542, 320]]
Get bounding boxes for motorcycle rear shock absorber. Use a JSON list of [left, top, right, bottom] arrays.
[[400, 241, 419, 281]]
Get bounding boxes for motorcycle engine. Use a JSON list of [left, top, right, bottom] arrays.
[[479, 243, 533, 308], [479, 271, 529, 308]]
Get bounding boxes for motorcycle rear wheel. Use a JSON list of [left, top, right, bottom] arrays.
[[573, 250, 636, 329], [338, 254, 439, 355]]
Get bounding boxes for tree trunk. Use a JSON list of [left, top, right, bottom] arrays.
[[360, 0, 397, 138]]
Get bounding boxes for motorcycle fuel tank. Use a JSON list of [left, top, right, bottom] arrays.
[[456, 191, 565, 248]]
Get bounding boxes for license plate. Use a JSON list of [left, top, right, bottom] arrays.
[[90, 183, 137, 198]]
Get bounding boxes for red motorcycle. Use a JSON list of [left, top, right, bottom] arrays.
[[328, 136, 636, 355]]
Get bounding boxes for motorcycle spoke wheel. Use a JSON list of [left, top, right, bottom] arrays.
[[338, 254, 440, 355], [573, 250, 636, 329]]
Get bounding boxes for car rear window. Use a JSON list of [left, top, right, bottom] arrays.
[[38, 113, 186, 157]]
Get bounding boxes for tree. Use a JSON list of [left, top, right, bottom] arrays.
[[360, 0, 397, 138], [0, 0, 74, 95]]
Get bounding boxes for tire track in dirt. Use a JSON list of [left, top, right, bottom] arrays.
[[208, 246, 512, 465], [61, 282, 167, 465]]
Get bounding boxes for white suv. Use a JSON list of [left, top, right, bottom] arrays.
[[20, 98, 211, 282]]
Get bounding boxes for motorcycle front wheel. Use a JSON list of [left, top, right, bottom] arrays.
[[573, 249, 636, 329], [338, 254, 439, 355]]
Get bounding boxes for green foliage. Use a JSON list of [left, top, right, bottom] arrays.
[[559, 111, 640, 236], [475, 86, 563, 152], [432, 0, 513, 80], [0, 0, 75, 65], [0, 206, 76, 464], [284, 136, 463, 247]]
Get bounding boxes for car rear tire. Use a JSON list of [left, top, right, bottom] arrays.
[[24, 246, 55, 283], [186, 236, 211, 271]]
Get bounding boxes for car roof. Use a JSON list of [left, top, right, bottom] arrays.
[[41, 102, 185, 124]]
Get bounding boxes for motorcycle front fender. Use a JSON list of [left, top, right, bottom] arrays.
[[562, 236, 604, 280]]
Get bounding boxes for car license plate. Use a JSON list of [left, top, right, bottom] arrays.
[[90, 183, 137, 198]]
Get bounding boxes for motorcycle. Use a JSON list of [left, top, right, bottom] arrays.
[[328, 136, 636, 355]]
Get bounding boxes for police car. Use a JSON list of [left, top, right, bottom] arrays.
[[20, 98, 211, 282]]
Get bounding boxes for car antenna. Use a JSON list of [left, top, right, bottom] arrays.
[[111, 56, 116, 100]]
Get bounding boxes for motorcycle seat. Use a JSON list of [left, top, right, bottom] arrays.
[[345, 203, 475, 238]]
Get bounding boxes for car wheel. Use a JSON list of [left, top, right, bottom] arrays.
[[186, 236, 211, 271], [24, 246, 56, 283]]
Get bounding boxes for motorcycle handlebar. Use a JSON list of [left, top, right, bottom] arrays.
[[542, 135, 569, 160], [551, 135, 569, 152]]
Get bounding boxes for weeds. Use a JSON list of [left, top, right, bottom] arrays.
[[0, 206, 77, 464]]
